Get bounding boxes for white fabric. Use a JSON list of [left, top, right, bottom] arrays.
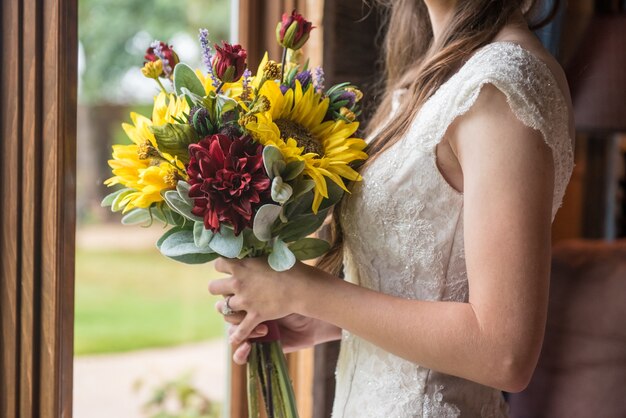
[[332, 42, 574, 418]]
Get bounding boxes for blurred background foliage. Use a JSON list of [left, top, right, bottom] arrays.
[[78, 0, 230, 104]]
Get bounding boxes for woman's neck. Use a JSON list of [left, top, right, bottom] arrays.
[[423, 0, 457, 44]]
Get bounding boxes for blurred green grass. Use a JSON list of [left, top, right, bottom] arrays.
[[75, 248, 225, 356]]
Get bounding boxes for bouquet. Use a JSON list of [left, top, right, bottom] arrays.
[[102, 10, 367, 418]]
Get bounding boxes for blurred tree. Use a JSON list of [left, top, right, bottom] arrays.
[[79, 0, 230, 104]]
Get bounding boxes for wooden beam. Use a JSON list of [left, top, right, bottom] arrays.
[[0, 0, 22, 416], [0, 0, 77, 416]]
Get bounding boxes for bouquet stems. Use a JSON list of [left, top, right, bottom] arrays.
[[248, 321, 299, 418]]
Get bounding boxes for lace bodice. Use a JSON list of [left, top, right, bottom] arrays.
[[332, 42, 574, 417]]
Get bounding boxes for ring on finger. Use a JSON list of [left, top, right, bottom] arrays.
[[222, 295, 236, 316]]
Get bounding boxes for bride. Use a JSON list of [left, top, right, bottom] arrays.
[[209, 0, 575, 416]]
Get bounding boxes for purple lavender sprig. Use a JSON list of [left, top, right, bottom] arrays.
[[198, 29, 221, 88], [313, 66, 325, 94], [151, 40, 172, 77], [240, 68, 252, 102]]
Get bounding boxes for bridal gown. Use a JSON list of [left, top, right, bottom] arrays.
[[332, 42, 574, 417]]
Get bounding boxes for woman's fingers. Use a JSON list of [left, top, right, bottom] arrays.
[[230, 314, 261, 345], [229, 324, 269, 365], [233, 342, 251, 365], [208, 277, 236, 296], [215, 301, 245, 324], [227, 323, 268, 339]]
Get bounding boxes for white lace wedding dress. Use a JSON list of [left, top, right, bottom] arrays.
[[332, 42, 574, 417]]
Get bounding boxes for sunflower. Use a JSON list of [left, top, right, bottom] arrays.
[[245, 80, 368, 213], [104, 92, 188, 212]]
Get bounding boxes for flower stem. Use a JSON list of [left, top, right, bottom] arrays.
[[155, 77, 168, 94], [216, 81, 225, 95], [280, 47, 288, 84], [247, 344, 261, 418]]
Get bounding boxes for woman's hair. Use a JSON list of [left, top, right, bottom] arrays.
[[317, 0, 560, 276]]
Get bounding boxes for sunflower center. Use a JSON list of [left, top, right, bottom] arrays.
[[275, 118, 324, 156]]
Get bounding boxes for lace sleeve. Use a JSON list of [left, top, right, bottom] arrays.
[[412, 42, 574, 221]]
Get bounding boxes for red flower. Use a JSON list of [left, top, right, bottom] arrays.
[[186, 134, 271, 235], [276, 10, 314, 50], [144, 41, 180, 76], [212, 42, 247, 83]]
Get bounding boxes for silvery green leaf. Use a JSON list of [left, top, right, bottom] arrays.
[[193, 221, 214, 248], [176, 181, 193, 205], [262, 146, 284, 179], [160, 229, 216, 258], [268, 239, 296, 272], [180, 88, 206, 107], [163, 190, 203, 222], [111, 189, 135, 212], [282, 160, 305, 181], [173, 63, 206, 98], [216, 94, 238, 114], [101, 188, 132, 207], [271, 177, 293, 204], [289, 238, 331, 260], [121, 208, 152, 226], [272, 160, 286, 178], [209, 225, 244, 258], [252, 204, 282, 242]]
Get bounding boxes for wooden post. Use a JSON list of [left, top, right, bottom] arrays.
[[0, 0, 78, 417]]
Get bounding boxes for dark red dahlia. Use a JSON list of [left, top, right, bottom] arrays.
[[186, 134, 271, 235]]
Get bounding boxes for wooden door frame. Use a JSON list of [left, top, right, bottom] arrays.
[[0, 0, 78, 417]]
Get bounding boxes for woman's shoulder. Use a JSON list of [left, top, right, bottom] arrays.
[[470, 37, 575, 141]]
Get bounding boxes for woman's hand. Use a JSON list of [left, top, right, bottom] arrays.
[[209, 257, 316, 345], [216, 312, 325, 364]]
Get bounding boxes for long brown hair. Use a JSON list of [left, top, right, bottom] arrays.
[[317, 0, 560, 276]]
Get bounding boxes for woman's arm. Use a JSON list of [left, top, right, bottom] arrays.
[[211, 85, 554, 393]]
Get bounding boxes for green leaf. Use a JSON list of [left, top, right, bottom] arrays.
[[163, 190, 203, 223], [282, 160, 305, 181], [289, 237, 331, 260], [290, 178, 315, 200], [169, 251, 219, 265], [216, 94, 238, 114], [318, 180, 345, 212], [121, 208, 152, 226], [193, 221, 214, 248], [262, 146, 284, 179], [111, 189, 135, 212], [157, 228, 218, 264], [157, 226, 189, 249], [279, 210, 328, 243], [253, 204, 282, 242], [209, 225, 244, 258], [282, 188, 314, 219], [268, 239, 296, 271], [173, 63, 206, 98], [271, 177, 293, 204], [267, 239, 296, 271], [176, 181, 193, 205], [101, 188, 131, 207], [159, 229, 216, 262], [150, 123, 198, 163]]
